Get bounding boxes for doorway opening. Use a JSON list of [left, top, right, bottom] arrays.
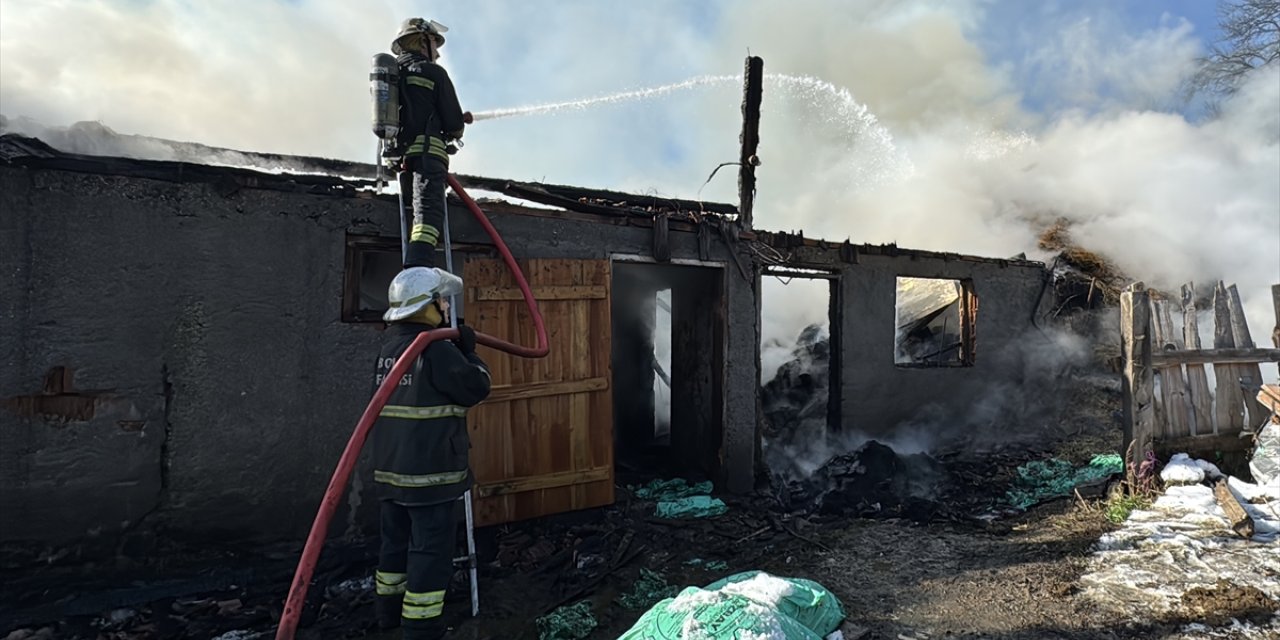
[[611, 260, 725, 483], [759, 266, 840, 480]]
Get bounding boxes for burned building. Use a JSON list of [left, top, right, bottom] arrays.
[[0, 129, 1052, 557]]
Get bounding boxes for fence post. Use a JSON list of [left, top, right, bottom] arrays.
[[1121, 283, 1155, 489]]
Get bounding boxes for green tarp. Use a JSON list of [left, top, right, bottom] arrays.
[[629, 479, 713, 501], [618, 571, 845, 640], [1005, 454, 1124, 509], [537, 600, 597, 640], [619, 569, 681, 610]]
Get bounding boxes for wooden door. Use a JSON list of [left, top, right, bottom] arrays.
[[463, 258, 614, 526]]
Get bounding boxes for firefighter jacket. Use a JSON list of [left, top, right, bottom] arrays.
[[371, 322, 491, 505], [395, 52, 466, 167]]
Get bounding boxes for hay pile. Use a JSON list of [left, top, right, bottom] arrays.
[[1037, 219, 1128, 308]]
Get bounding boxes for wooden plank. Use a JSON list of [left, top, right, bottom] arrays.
[[463, 258, 616, 526], [1259, 384, 1280, 424], [1148, 299, 1168, 435], [569, 261, 592, 508], [1212, 282, 1245, 434], [1272, 284, 1280, 348], [1227, 284, 1267, 430], [586, 260, 615, 509], [1151, 348, 1280, 366], [1121, 284, 1156, 488], [1153, 432, 1254, 459], [475, 285, 607, 302], [1161, 297, 1193, 437], [475, 466, 612, 498], [1213, 478, 1255, 539], [539, 260, 577, 517], [1146, 296, 1172, 437], [1181, 283, 1213, 435], [484, 377, 609, 404], [466, 257, 516, 526]]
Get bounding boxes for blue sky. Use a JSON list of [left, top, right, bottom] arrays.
[[426, 0, 1225, 134], [973, 0, 1222, 118]]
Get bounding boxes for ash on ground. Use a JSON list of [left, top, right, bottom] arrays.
[[759, 317, 1115, 523], [761, 324, 953, 521]]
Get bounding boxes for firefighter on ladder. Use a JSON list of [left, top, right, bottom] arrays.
[[371, 267, 492, 637], [389, 17, 470, 271]]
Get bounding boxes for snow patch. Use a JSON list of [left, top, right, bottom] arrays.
[[1082, 454, 1280, 632]]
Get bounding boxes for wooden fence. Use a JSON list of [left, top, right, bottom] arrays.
[[1121, 282, 1280, 479]]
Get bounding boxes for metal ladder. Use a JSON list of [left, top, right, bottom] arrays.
[[397, 174, 480, 617], [443, 202, 480, 618]]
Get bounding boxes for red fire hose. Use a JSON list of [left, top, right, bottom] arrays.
[[274, 174, 548, 639]]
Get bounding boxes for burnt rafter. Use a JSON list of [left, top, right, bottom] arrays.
[[1, 134, 741, 220], [452, 174, 738, 220], [754, 229, 1045, 269]]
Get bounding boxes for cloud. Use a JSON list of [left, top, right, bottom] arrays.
[[2, 0, 1276, 368]]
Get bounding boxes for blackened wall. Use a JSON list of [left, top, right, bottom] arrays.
[[0, 164, 762, 556], [774, 244, 1049, 442], [838, 254, 1048, 437], [0, 166, 401, 553]]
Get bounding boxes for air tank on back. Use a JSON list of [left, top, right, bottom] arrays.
[[370, 53, 400, 142]]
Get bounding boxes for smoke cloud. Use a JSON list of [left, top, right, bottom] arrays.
[[1, 1, 1276, 366]]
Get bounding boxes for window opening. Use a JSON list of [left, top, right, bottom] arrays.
[[894, 276, 976, 367]]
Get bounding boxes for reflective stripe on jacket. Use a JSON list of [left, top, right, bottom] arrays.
[[395, 52, 465, 166], [370, 322, 491, 505]]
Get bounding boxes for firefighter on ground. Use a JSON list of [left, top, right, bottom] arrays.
[[390, 17, 470, 271], [371, 267, 491, 637]]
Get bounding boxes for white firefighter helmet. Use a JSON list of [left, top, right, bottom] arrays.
[[383, 267, 464, 322], [391, 17, 448, 54]]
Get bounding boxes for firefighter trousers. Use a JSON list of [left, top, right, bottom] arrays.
[[375, 499, 457, 639], [402, 155, 449, 270]]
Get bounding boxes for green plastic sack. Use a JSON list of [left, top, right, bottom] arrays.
[[655, 496, 727, 519], [705, 571, 845, 635], [617, 571, 845, 640]]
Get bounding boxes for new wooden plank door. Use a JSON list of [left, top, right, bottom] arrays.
[[462, 258, 614, 526]]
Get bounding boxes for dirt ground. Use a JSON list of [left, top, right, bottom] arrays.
[[9, 473, 1266, 640], [4, 372, 1275, 639], [2, 483, 1269, 640]]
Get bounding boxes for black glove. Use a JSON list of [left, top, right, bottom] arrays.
[[455, 325, 476, 355]]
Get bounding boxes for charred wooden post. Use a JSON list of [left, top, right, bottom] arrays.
[[738, 55, 764, 229], [1212, 478, 1255, 539], [1121, 283, 1156, 489]]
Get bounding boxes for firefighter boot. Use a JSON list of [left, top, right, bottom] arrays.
[[375, 594, 403, 630], [402, 619, 447, 640]]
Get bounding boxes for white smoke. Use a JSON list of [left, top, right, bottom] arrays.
[[2, 0, 1276, 362]]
